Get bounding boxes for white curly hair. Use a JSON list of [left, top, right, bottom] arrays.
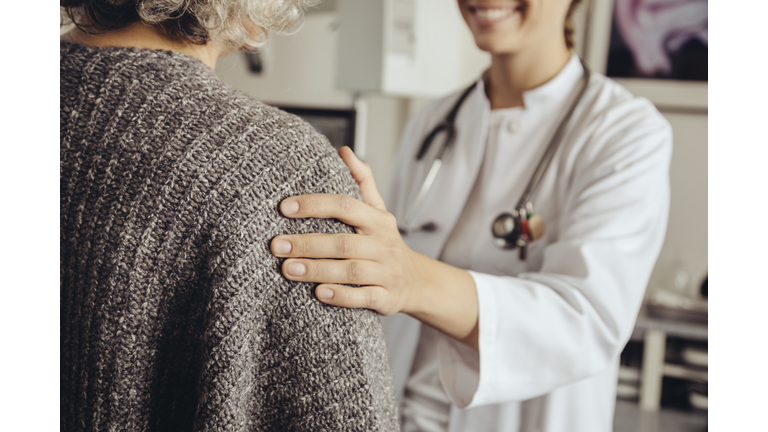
[[62, 0, 320, 49]]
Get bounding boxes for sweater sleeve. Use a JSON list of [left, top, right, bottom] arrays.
[[193, 144, 399, 431]]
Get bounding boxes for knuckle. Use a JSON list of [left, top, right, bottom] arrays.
[[337, 235, 355, 256], [362, 163, 373, 175], [342, 290, 356, 306], [387, 241, 403, 260], [365, 290, 378, 309], [382, 212, 398, 229], [302, 195, 319, 213], [338, 195, 354, 215], [389, 265, 404, 283], [346, 261, 363, 282], [296, 239, 311, 257], [308, 262, 322, 279]]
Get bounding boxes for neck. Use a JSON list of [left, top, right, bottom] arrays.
[[486, 40, 571, 110], [61, 22, 228, 71]]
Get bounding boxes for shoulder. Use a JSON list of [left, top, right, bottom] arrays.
[[579, 73, 672, 140], [152, 53, 346, 171], [566, 74, 673, 186], [63, 39, 346, 181]]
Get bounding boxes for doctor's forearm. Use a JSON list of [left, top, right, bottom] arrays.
[[406, 251, 480, 350]]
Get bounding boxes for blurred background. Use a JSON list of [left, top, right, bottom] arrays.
[[214, 1, 708, 431]]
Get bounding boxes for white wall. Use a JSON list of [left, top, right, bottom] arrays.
[[647, 111, 708, 298], [360, 95, 410, 193]]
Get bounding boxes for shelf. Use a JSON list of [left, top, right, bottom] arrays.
[[630, 313, 708, 342], [663, 363, 708, 382], [635, 317, 708, 411]]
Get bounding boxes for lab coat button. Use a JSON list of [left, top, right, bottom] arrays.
[[507, 119, 524, 133]]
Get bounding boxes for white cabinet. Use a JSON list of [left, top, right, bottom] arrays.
[[336, 0, 473, 98]]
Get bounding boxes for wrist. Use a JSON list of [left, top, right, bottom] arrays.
[[401, 255, 479, 348], [401, 250, 435, 316]]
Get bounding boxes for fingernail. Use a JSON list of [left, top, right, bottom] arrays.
[[317, 287, 334, 300], [281, 200, 299, 215], [274, 239, 291, 255], [287, 262, 306, 276]]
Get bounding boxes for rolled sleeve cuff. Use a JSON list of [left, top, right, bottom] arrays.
[[436, 270, 499, 409]]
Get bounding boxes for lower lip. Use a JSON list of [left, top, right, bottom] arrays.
[[469, 7, 521, 27]]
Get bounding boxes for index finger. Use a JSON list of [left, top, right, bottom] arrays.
[[338, 147, 386, 211], [280, 194, 383, 234]]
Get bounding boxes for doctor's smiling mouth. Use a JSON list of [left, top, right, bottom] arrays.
[[458, 0, 570, 56], [463, 0, 528, 28]]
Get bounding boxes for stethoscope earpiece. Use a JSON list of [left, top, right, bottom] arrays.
[[399, 221, 438, 236], [421, 222, 438, 232]]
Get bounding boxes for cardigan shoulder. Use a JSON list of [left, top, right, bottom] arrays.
[[60, 40, 398, 431]]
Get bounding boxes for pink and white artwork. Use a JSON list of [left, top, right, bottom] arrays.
[[607, 0, 707, 81]]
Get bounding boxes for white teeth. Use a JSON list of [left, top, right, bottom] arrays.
[[475, 8, 513, 21]]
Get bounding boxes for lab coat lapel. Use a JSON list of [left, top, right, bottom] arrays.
[[401, 84, 490, 259], [382, 83, 489, 407]]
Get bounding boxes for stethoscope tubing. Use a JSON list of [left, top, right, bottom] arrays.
[[400, 83, 477, 231], [416, 83, 477, 161], [515, 59, 591, 209], [400, 59, 591, 235], [403, 158, 443, 226]]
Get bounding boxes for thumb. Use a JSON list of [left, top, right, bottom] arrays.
[[338, 146, 387, 211]]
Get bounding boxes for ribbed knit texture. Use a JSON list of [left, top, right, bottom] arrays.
[[60, 40, 398, 432]]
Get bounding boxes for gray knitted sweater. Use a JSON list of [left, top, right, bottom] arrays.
[[60, 40, 397, 431]]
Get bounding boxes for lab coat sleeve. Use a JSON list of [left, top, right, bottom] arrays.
[[436, 99, 673, 408]]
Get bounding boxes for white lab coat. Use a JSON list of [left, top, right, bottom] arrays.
[[381, 55, 672, 432]]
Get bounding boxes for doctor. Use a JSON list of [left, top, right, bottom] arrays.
[[270, 0, 672, 430]]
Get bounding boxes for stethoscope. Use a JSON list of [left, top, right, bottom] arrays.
[[398, 59, 591, 260]]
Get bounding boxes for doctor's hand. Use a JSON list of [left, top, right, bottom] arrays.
[[271, 147, 479, 348], [270, 147, 426, 316]]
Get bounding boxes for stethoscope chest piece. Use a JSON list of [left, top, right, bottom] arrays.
[[492, 211, 522, 250], [492, 207, 546, 259]]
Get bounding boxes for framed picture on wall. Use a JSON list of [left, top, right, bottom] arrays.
[[583, 0, 708, 111]]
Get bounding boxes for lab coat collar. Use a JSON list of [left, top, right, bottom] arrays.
[[478, 53, 584, 110]]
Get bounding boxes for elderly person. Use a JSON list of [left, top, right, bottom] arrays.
[[59, 1, 397, 430]]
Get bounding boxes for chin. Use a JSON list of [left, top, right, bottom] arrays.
[[472, 34, 523, 55]]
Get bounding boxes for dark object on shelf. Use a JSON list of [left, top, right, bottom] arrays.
[[244, 51, 263, 74], [279, 106, 356, 151], [701, 276, 707, 298], [661, 376, 707, 411], [660, 377, 690, 410]]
